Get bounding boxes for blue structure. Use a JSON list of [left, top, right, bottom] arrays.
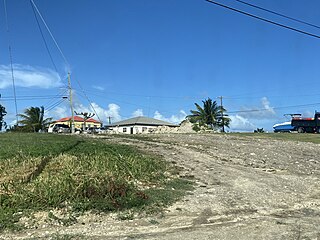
[[273, 121, 296, 133]]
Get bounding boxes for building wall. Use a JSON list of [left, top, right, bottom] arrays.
[[55, 120, 101, 129], [112, 125, 158, 134]]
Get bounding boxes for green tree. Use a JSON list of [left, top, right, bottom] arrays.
[[0, 104, 7, 131], [18, 106, 52, 132], [188, 98, 231, 131], [216, 105, 231, 132]]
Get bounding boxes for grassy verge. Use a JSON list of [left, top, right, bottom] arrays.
[[0, 133, 191, 231], [230, 132, 320, 144]]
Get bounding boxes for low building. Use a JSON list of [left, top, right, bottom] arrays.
[[55, 116, 102, 129], [108, 116, 178, 134]]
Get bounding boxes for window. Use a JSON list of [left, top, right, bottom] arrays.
[[142, 127, 147, 132], [123, 127, 127, 133]]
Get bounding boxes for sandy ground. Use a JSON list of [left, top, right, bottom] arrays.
[[2, 133, 320, 240]]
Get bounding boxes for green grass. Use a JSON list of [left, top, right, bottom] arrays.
[[230, 132, 320, 144], [0, 133, 191, 231]]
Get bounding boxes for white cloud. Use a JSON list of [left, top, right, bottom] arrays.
[[132, 109, 144, 117], [229, 115, 256, 132], [91, 103, 121, 123], [47, 105, 69, 120], [238, 97, 276, 119], [74, 102, 121, 123], [0, 64, 62, 89], [301, 110, 314, 117], [47, 102, 122, 124], [153, 110, 187, 124], [92, 85, 105, 91]]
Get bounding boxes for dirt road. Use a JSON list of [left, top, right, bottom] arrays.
[[3, 134, 320, 239]]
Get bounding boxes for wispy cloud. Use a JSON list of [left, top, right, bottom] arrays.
[[92, 85, 105, 91], [154, 110, 187, 124], [0, 64, 62, 89], [238, 97, 276, 120]]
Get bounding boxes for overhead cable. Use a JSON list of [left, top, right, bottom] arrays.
[[30, 0, 70, 68], [45, 98, 67, 112], [235, 0, 320, 30], [29, 0, 59, 73], [228, 102, 320, 114], [205, 0, 320, 39], [73, 80, 103, 123], [3, 0, 19, 124], [0, 96, 65, 101]]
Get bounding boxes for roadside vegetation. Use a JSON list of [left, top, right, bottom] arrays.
[[0, 133, 192, 231], [188, 98, 230, 132]]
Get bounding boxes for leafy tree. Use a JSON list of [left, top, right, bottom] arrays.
[[254, 128, 265, 133], [188, 98, 231, 131], [0, 104, 7, 131], [216, 105, 231, 132], [18, 106, 52, 132]]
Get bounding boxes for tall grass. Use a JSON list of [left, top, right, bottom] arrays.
[[0, 133, 190, 231]]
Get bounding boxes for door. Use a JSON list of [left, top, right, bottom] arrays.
[[130, 127, 134, 134]]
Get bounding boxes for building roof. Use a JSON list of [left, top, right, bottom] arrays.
[[56, 116, 101, 124], [108, 116, 178, 127]]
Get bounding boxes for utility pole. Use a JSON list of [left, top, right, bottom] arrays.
[[218, 96, 225, 133], [68, 72, 75, 133], [108, 116, 112, 125]]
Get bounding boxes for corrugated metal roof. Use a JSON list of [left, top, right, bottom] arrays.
[[108, 116, 178, 127]]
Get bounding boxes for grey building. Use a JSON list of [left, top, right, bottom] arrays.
[[107, 116, 178, 134]]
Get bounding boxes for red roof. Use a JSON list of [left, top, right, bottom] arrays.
[[56, 116, 101, 123]]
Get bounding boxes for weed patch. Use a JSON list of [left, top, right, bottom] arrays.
[[0, 133, 190, 231]]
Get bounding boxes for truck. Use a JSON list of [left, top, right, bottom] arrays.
[[291, 112, 320, 133]]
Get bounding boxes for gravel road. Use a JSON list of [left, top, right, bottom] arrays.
[[2, 133, 320, 240]]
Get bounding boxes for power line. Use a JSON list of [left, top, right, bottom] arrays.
[[0, 96, 65, 101], [205, 0, 320, 39], [29, 0, 59, 73], [224, 92, 320, 100], [30, 0, 70, 68], [235, 0, 320, 30], [81, 89, 203, 100], [43, 89, 68, 111], [3, 0, 19, 125], [228, 102, 320, 114], [73, 79, 102, 123], [45, 98, 67, 112]]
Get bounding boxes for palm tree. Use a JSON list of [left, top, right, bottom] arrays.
[[188, 98, 220, 129], [188, 98, 231, 131], [216, 105, 231, 132], [18, 106, 52, 132]]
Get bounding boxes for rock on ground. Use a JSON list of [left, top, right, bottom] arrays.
[[2, 133, 320, 240]]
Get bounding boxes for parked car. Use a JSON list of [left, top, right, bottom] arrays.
[[96, 127, 108, 134], [52, 124, 70, 133]]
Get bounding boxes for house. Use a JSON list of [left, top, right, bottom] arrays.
[[55, 116, 102, 130], [107, 116, 178, 134]]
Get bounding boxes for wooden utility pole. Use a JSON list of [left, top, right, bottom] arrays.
[[68, 72, 75, 133]]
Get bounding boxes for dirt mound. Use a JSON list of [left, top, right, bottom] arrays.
[[151, 120, 210, 133]]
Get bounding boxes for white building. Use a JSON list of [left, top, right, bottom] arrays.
[[108, 116, 178, 134]]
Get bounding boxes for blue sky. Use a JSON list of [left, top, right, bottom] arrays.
[[1, 0, 320, 131]]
